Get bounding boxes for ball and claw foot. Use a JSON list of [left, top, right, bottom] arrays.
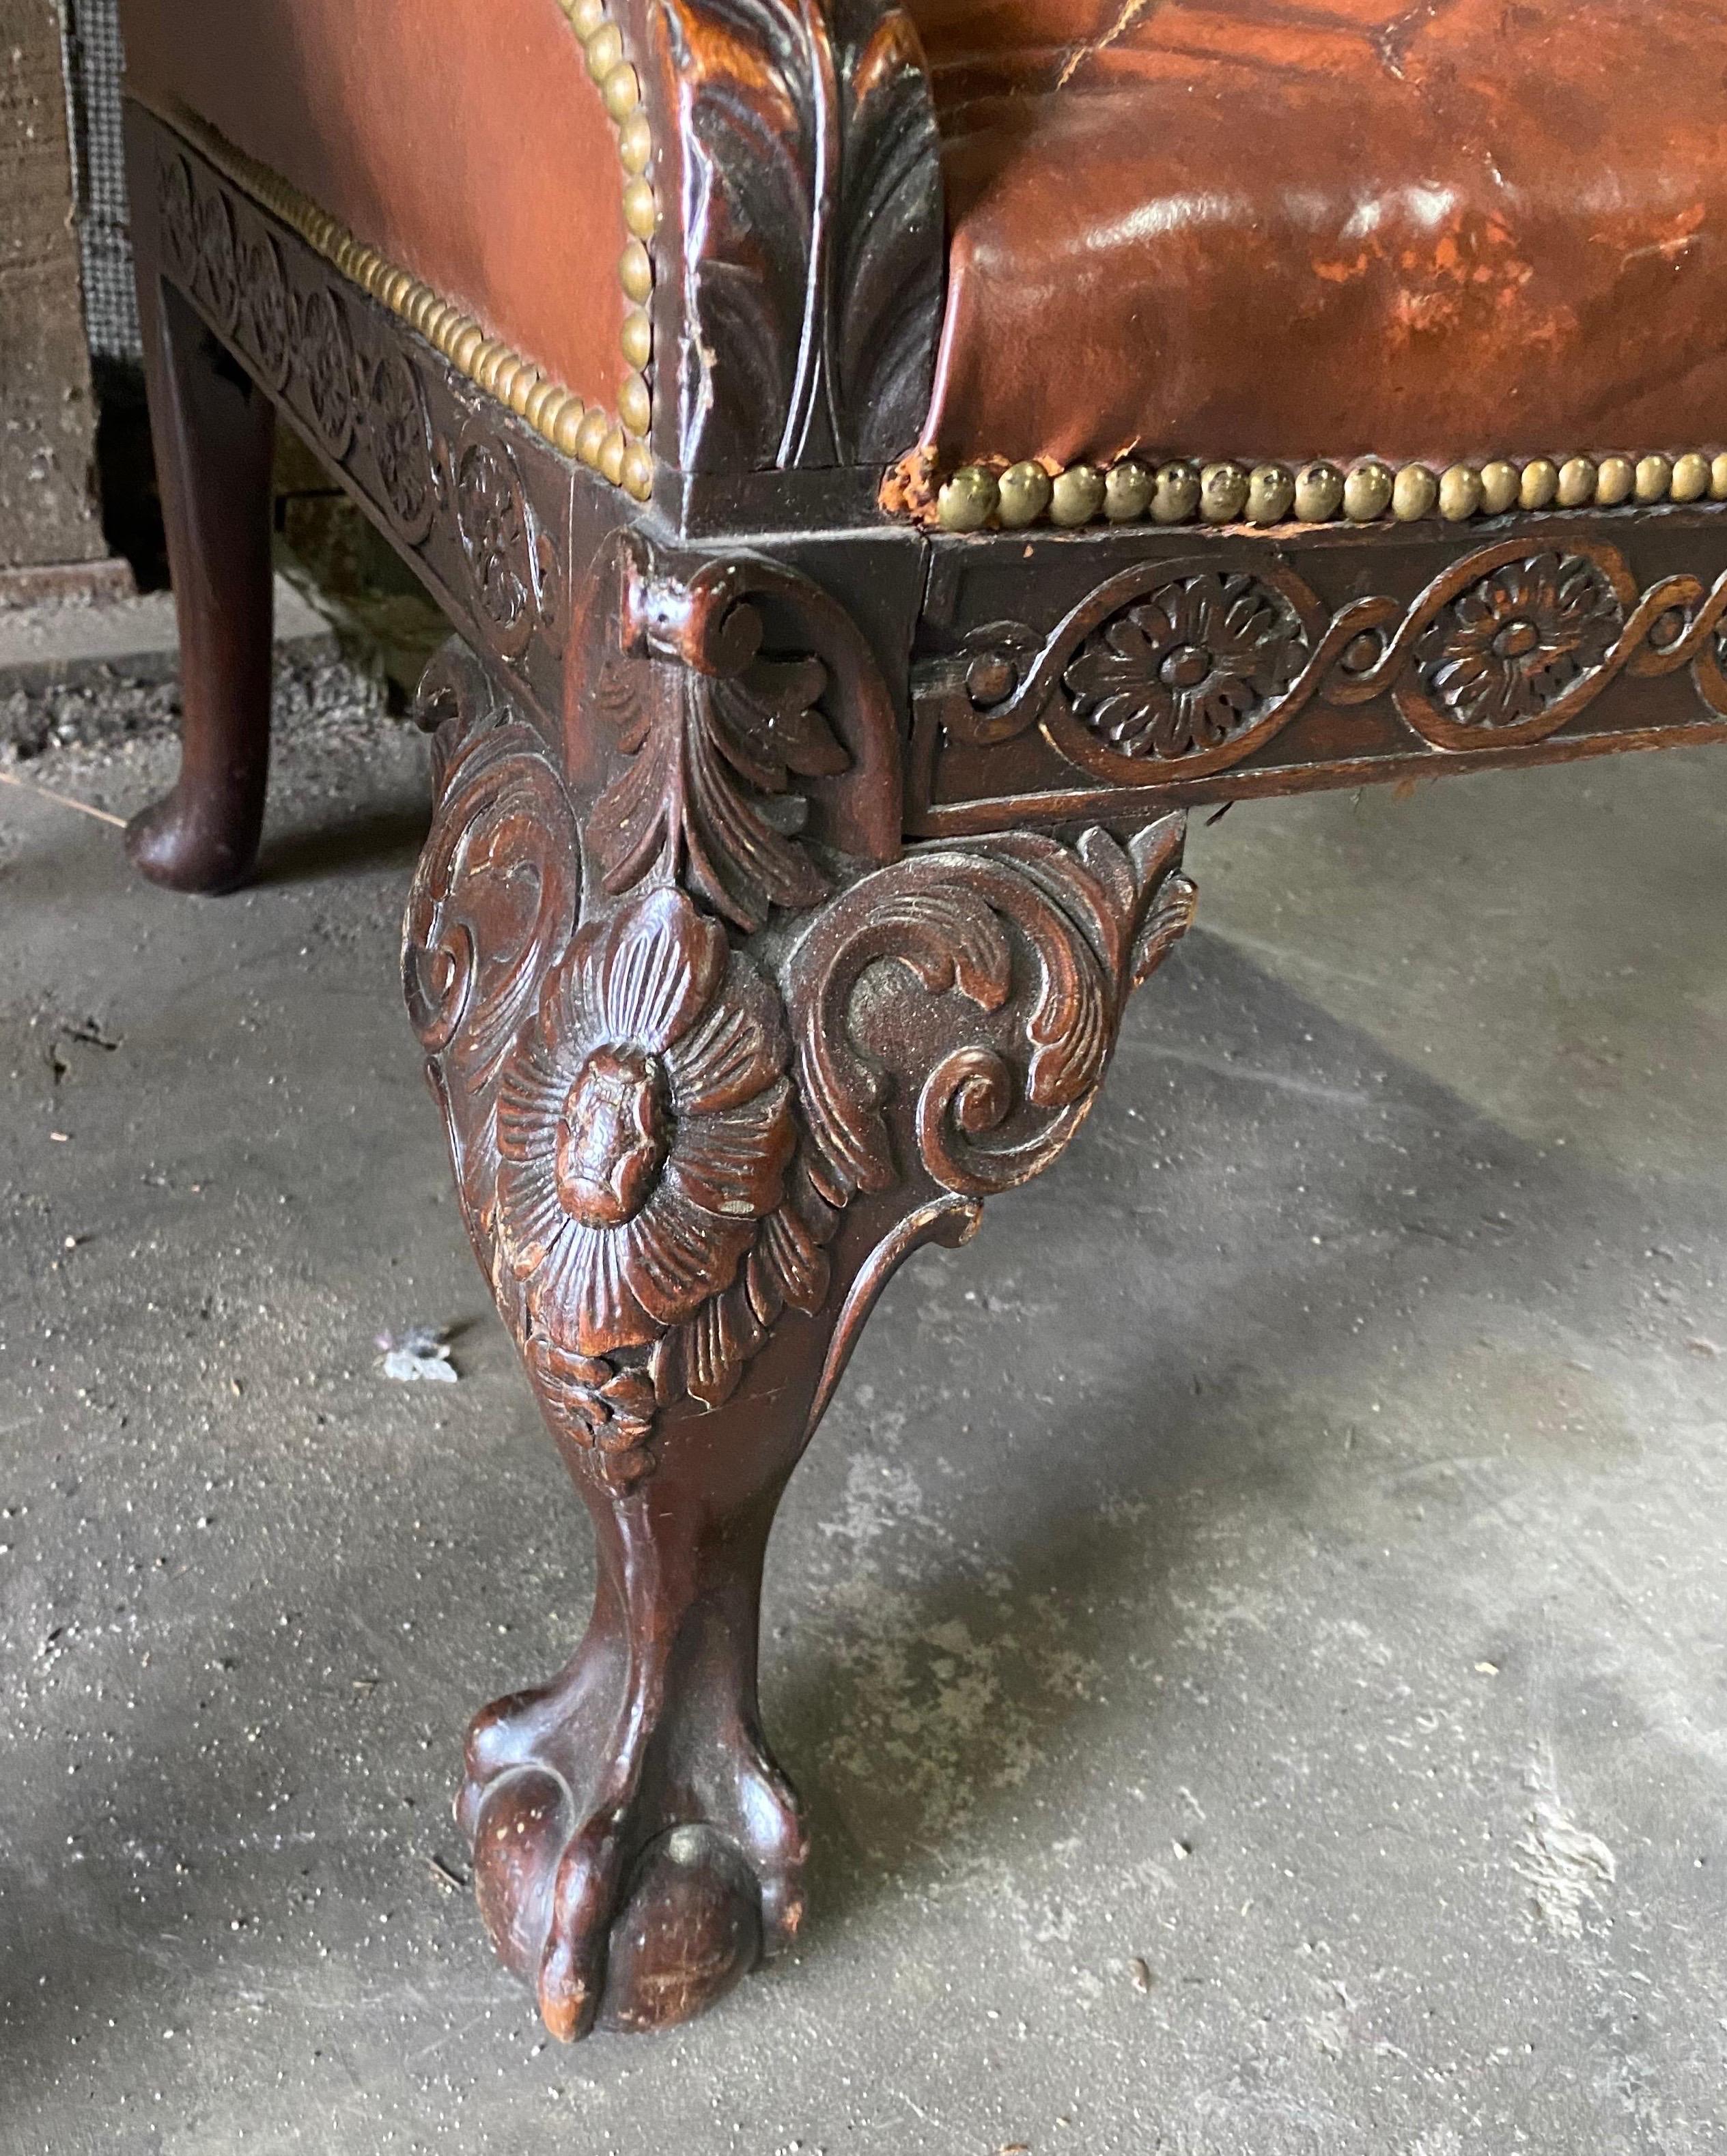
[[457, 1667, 807, 2039]]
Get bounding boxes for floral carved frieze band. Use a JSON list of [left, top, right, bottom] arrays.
[[403, 545, 1196, 1490], [918, 535, 1727, 798]]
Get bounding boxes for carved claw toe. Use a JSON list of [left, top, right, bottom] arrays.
[[458, 1682, 804, 2040], [125, 786, 261, 894]]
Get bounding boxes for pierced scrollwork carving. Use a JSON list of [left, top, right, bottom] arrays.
[[920, 535, 1727, 797], [659, 0, 944, 472]]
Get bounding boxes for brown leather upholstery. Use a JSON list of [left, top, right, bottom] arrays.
[[120, 0, 628, 418], [909, 0, 1727, 470]]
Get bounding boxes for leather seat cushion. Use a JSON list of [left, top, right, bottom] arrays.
[[120, 0, 628, 419], [908, 0, 1727, 471]]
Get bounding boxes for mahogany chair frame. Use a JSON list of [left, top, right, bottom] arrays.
[[122, 0, 1727, 2039]]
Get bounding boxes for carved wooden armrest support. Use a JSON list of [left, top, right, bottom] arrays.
[[617, 0, 944, 478]]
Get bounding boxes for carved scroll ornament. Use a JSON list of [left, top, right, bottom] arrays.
[[404, 560, 1195, 1487], [925, 535, 1727, 790]]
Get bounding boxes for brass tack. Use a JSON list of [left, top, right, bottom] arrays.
[[937, 465, 1000, 533], [1050, 464, 1106, 526], [622, 442, 655, 502], [576, 407, 611, 467], [1343, 461, 1393, 522], [1104, 461, 1154, 522], [622, 178, 658, 240], [997, 461, 1052, 528], [1199, 461, 1250, 523], [621, 307, 653, 371], [1391, 464, 1438, 522], [1672, 451, 1711, 502], [619, 111, 653, 176], [1635, 453, 1674, 503], [1712, 453, 1727, 501], [1247, 463, 1295, 525], [586, 23, 623, 79], [494, 354, 526, 403], [526, 380, 562, 431], [554, 399, 588, 459], [471, 341, 505, 391], [600, 427, 629, 486], [1478, 459, 1519, 515], [1595, 455, 1635, 507], [1293, 462, 1344, 522], [569, 0, 606, 34], [449, 322, 485, 371], [604, 63, 642, 123], [618, 370, 652, 438], [384, 269, 414, 312], [510, 367, 542, 417], [1151, 462, 1201, 524], [620, 240, 653, 304], [1440, 464, 1484, 521], [1519, 457, 1559, 511], [1556, 456, 1597, 509]]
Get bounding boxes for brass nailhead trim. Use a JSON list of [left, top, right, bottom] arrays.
[[154, 1, 656, 502], [931, 451, 1727, 534]]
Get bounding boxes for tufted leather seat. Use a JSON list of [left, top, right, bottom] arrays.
[[908, 0, 1727, 475]]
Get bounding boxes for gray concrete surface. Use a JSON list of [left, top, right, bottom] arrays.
[[2, 679, 1726, 2154]]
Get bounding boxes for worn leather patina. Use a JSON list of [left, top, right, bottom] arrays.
[[119, 0, 629, 421], [908, 0, 1727, 470]]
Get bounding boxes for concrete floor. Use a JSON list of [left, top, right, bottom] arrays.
[[3, 675, 1726, 2155]]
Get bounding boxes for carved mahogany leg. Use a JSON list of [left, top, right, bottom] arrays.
[[403, 547, 1197, 2037], [128, 263, 276, 892]]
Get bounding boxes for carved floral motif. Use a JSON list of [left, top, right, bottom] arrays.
[[369, 347, 435, 543], [1063, 573, 1306, 759], [155, 137, 567, 690], [408, 571, 1197, 1480], [240, 233, 292, 390], [494, 885, 796, 1359], [921, 535, 1727, 799], [1419, 552, 1619, 731]]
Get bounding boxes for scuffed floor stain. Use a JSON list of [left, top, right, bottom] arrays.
[[1513, 1761, 1617, 1939]]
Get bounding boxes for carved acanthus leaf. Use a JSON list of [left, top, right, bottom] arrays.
[[591, 653, 846, 933], [661, 0, 944, 470]]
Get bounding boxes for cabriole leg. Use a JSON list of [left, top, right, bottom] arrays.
[[402, 540, 1197, 2037], [127, 229, 275, 893]]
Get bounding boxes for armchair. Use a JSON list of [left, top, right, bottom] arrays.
[[115, 0, 1727, 2038]]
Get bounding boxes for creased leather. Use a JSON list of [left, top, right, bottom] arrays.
[[120, 0, 628, 418], [909, 0, 1727, 468]]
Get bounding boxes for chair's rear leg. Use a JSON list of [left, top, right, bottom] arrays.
[[128, 266, 276, 894]]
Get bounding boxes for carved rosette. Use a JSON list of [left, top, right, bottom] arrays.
[[407, 548, 1197, 1484], [1416, 552, 1620, 732], [1063, 572, 1308, 761]]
